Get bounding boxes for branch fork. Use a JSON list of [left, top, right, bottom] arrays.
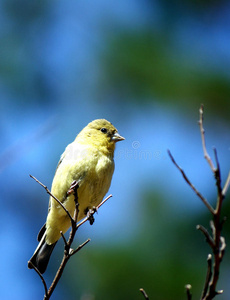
[[29, 175, 112, 300], [168, 105, 229, 300]]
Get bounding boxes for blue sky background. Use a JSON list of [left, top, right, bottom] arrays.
[[0, 1, 230, 299]]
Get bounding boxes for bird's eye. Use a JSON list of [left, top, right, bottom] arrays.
[[100, 127, 107, 134]]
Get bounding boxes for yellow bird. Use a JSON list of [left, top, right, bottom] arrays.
[[28, 119, 124, 273]]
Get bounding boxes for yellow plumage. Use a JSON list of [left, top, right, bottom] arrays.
[[28, 119, 124, 273]]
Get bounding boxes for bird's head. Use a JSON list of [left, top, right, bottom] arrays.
[[76, 119, 125, 155]]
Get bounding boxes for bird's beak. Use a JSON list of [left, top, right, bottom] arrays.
[[112, 132, 125, 142]]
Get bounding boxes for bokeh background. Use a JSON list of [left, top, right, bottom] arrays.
[[1, 1, 230, 299]]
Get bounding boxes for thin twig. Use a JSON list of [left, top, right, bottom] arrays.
[[29, 261, 48, 297], [33, 181, 112, 299], [198, 104, 215, 172], [213, 149, 223, 215], [167, 150, 215, 214], [213, 148, 222, 191], [46, 250, 71, 299], [197, 105, 227, 299], [77, 194, 113, 228], [222, 171, 230, 196], [213, 148, 220, 178], [219, 237, 226, 260], [169, 105, 229, 300], [185, 284, 192, 300], [70, 238, 91, 256], [196, 225, 215, 249], [209, 221, 216, 242], [46, 192, 110, 298], [29, 175, 74, 223], [46, 238, 90, 299], [139, 288, 149, 300], [60, 231, 68, 249], [46, 183, 80, 299], [201, 254, 212, 299]]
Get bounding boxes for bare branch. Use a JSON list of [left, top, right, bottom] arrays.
[[219, 237, 226, 260], [30, 175, 112, 299], [139, 288, 149, 300], [185, 284, 192, 300], [196, 225, 215, 249], [209, 220, 216, 241], [60, 231, 68, 249], [198, 105, 215, 172], [167, 150, 215, 214], [46, 250, 70, 298], [70, 238, 91, 256], [201, 254, 212, 299], [46, 188, 110, 298], [213, 148, 220, 179], [222, 172, 230, 196], [29, 175, 74, 224], [169, 106, 229, 300], [213, 149, 223, 215], [28, 261, 48, 298], [77, 194, 113, 228]]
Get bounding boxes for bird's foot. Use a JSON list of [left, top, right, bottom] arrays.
[[87, 206, 98, 225]]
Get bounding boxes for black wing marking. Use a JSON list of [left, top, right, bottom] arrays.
[[37, 223, 46, 241]]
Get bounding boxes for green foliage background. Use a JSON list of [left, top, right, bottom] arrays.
[[0, 1, 230, 299]]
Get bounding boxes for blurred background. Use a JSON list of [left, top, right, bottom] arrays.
[[0, 0, 230, 299]]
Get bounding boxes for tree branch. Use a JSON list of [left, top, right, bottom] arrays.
[[196, 225, 215, 249], [201, 254, 212, 299], [77, 194, 112, 229], [29, 175, 74, 224], [167, 150, 215, 214], [185, 284, 192, 300], [29, 261, 48, 297], [30, 176, 112, 300], [140, 288, 149, 300], [222, 171, 230, 197], [168, 105, 229, 300], [198, 104, 215, 172], [70, 238, 91, 256]]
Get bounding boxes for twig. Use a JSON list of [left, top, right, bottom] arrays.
[[46, 238, 90, 299], [29, 261, 48, 297], [29, 175, 74, 224], [196, 225, 215, 249], [185, 284, 192, 300], [167, 150, 215, 214], [30, 176, 112, 299], [45, 192, 110, 299], [197, 105, 228, 299], [201, 254, 212, 299], [71, 238, 91, 256], [197, 106, 227, 299], [198, 104, 215, 172], [213, 149, 223, 214], [43, 182, 81, 299], [60, 231, 68, 249], [222, 171, 230, 196], [219, 236, 226, 259], [168, 105, 229, 300], [140, 288, 149, 300], [77, 194, 112, 228]]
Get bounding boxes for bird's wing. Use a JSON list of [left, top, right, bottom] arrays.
[[46, 150, 66, 213], [37, 223, 46, 241], [54, 151, 65, 176]]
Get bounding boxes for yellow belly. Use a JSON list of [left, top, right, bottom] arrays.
[[45, 151, 114, 245]]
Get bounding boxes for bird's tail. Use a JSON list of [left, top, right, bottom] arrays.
[[28, 228, 57, 274]]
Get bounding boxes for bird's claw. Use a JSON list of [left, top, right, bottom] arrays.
[[87, 207, 97, 225]]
